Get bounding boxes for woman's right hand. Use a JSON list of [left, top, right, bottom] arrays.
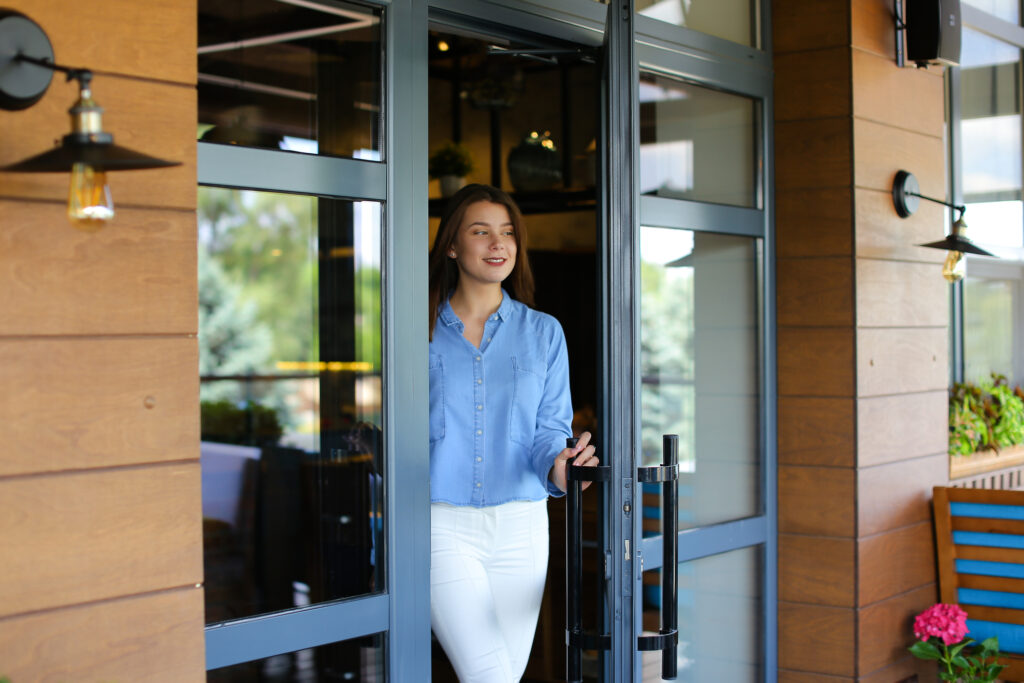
[[549, 431, 599, 493]]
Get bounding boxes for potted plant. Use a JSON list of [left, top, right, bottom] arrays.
[[949, 373, 1024, 479], [429, 141, 474, 197]]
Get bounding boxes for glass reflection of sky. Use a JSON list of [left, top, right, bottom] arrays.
[[640, 225, 695, 265]]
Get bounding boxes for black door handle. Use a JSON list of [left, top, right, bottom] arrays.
[[636, 434, 679, 679]]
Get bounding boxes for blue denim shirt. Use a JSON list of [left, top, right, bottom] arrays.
[[429, 292, 572, 506]]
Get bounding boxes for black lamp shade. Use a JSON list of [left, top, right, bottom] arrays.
[[918, 234, 996, 257], [2, 134, 181, 172]]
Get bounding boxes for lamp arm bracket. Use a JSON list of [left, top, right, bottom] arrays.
[[14, 54, 92, 88], [905, 190, 966, 218]]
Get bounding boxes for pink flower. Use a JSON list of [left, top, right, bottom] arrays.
[[913, 603, 970, 646]]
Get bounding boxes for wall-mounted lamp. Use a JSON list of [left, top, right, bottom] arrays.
[[892, 170, 996, 282], [0, 9, 180, 232]]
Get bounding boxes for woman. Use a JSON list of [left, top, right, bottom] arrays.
[[428, 184, 599, 682]]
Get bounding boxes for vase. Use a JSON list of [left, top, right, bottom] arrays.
[[439, 175, 466, 198], [507, 131, 562, 192]]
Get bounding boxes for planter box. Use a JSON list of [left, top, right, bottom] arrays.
[[950, 444, 1024, 480]]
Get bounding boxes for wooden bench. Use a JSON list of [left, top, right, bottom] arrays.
[[933, 486, 1024, 680]]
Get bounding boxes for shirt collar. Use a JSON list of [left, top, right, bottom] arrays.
[[439, 288, 515, 327]]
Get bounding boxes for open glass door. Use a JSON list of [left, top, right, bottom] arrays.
[[566, 0, 776, 680]]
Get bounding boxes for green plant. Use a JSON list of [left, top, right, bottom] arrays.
[[428, 141, 473, 178], [909, 603, 1006, 682], [949, 374, 1024, 456], [201, 399, 283, 447]]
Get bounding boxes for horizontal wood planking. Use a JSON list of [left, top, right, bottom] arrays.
[[850, 0, 897, 59], [780, 466, 855, 536], [857, 521, 936, 606], [2, 0, 197, 85], [0, 338, 198, 476], [856, 391, 949, 467], [779, 397, 855, 467], [856, 583, 937, 675], [855, 258, 949, 328], [960, 573, 1024, 594], [949, 603, 1024, 627], [776, 187, 853, 259], [856, 327, 948, 397], [778, 328, 856, 397], [0, 203, 197, 336], [0, 463, 203, 617], [958, 545, 1024, 564], [851, 49, 945, 136], [776, 118, 853, 191], [0, 78, 196, 210], [779, 534, 855, 606], [774, 48, 851, 121], [778, 602, 856, 676], [858, 454, 948, 536], [773, 0, 850, 54], [852, 118, 945, 196], [778, 257, 854, 327], [954, 516, 1024, 535], [0, 587, 205, 682], [855, 653, 933, 683], [779, 672, 852, 682], [854, 188, 946, 264]]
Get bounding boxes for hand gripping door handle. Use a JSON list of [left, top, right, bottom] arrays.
[[635, 434, 679, 680], [565, 437, 612, 683]]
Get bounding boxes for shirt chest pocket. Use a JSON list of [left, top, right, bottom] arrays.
[[509, 356, 544, 447], [429, 355, 445, 443]]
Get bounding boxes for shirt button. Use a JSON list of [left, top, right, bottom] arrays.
[[476, 378, 482, 384], [475, 356, 481, 362], [476, 482, 482, 488], [486, 337, 492, 342], [476, 429, 482, 435], [476, 404, 483, 410], [476, 456, 482, 462]]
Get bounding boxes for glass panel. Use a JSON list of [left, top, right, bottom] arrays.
[[640, 227, 761, 529], [208, 632, 385, 681], [641, 547, 763, 681], [965, 276, 1019, 383], [636, 0, 759, 48], [639, 73, 760, 208], [199, 188, 384, 624], [198, 0, 382, 159], [960, 27, 1024, 248], [962, 0, 1019, 24]]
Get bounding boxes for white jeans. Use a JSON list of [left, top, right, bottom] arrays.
[[430, 500, 549, 683]]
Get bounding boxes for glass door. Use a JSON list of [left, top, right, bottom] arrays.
[[564, 0, 776, 680]]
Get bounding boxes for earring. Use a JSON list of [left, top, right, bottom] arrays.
[[448, 250, 456, 258]]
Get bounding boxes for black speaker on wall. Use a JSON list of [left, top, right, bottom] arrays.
[[904, 0, 961, 67]]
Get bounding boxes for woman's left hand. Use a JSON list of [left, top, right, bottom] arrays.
[[549, 431, 600, 493]]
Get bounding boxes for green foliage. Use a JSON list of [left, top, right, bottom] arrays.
[[950, 374, 1024, 456], [201, 400, 283, 447], [910, 636, 1006, 682], [428, 141, 474, 178]]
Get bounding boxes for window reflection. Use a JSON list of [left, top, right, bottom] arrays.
[[198, 0, 382, 158], [199, 188, 384, 624], [962, 0, 1019, 24], [639, 73, 760, 208], [642, 547, 763, 681], [640, 228, 761, 529], [208, 633, 385, 682], [634, 0, 760, 47]]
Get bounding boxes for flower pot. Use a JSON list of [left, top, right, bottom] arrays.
[[439, 175, 466, 198]]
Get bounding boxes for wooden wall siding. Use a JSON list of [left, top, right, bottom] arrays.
[[856, 391, 949, 467], [779, 534, 856, 606], [0, 589, 204, 683], [0, 0, 203, 678], [854, 188, 946, 263], [779, 397, 855, 467], [0, 339, 199, 476], [775, 0, 950, 678], [778, 602, 857, 676], [0, 203, 197, 336]]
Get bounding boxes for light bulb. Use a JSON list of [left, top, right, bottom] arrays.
[[942, 250, 966, 282], [68, 162, 114, 232]]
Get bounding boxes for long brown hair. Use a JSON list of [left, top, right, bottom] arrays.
[[428, 184, 535, 339]]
